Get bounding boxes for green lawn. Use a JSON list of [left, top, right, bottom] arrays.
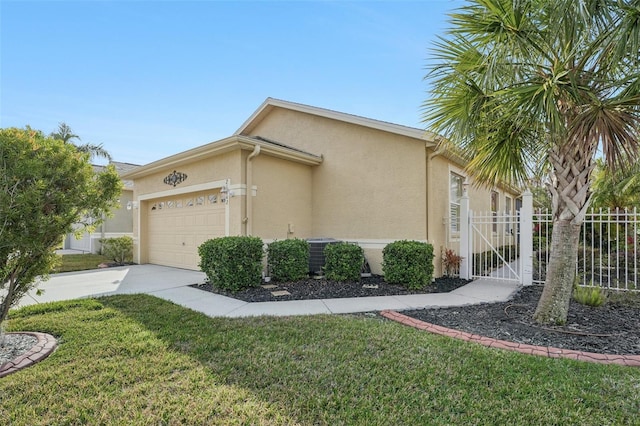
[[53, 253, 110, 273], [2, 296, 639, 425]]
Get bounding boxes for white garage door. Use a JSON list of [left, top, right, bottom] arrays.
[[147, 190, 226, 270]]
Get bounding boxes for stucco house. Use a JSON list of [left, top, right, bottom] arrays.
[[63, 161, 139, 253], [122, 98, 519, 276]]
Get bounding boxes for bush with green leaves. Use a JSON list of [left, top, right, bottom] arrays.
[[0, 127, 121, 326], [198, 236, 264, 292], [267, 239, 309, 282], [382, 240, 434, 290], [323, 242, 364, 282], [100, 236, 133, 264], [573, 284, 607, 307]]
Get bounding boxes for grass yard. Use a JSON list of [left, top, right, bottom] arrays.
[[2, 296, 639, 425], [53, 253, 110, 273]]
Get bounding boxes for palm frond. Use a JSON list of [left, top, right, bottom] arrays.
[[76, 143, 113, 161]]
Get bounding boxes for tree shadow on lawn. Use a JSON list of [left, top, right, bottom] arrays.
[[95, 294, 640, 425]]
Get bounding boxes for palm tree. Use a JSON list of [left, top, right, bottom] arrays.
[[50, 122, 112, 161], [590, 159, 640, 211], [424, 0, 640, 325]]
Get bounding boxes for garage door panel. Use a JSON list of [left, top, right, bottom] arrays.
[[146, 190, 226, 270]]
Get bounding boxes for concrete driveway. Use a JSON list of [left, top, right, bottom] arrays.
[[17, 265, 207, 308]]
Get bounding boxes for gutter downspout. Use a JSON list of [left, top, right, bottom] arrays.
[[426, 143, 445, 242], [245, 144, 261, 235]]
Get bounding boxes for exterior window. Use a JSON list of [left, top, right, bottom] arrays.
[[491, 191, 499, 232], [505, 196, 512, 234], [208, 194, 217, 204], [450, 172, 464, 234], [196, 196, 204, 206]]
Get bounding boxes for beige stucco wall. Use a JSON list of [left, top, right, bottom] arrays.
[[243, 108, 430, 275], [250, 153, 313, 240], [101, 189, 133, 233], [128, 104, 521, 277], [131, 151, 243, 265]]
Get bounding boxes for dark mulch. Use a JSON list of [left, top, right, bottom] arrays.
[[190, 275, 470, 302], [402, 285, 640, 355], [191, 276, 640, 355]]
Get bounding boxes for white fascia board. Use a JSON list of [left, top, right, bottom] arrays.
[[138, 179, 228, 201], [122, 135, 322, 180], [235, 97, 438, 147], [121, 136, 241, 179]]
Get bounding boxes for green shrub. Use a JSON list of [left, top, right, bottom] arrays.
[[100, 236, 133, 264], [573, 284, 607, 307], [267, 239, 309, 282], [324, 242, 364, 282], [198, 236, 264, 292], [382, 240, 434, 290]]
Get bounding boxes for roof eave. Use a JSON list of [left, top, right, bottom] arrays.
[[235, 97, 438, 147], [121, 135, 322, 180]]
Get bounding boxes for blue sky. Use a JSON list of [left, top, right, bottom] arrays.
[[1, 0, 463, 165]]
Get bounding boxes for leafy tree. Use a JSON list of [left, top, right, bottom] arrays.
[[0, 127, 121, 325], [50, 122, 112, 161], [424, 0, 640, 324]]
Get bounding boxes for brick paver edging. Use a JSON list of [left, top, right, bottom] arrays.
[[380, 310, 640, 367], [0, 332, 57, 378]]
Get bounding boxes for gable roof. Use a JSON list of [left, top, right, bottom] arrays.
[[235, 97, 439, 146], [121, 135, 323, 180], [93, 161, 141, 189]]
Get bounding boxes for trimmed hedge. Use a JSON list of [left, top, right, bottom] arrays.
[[100, 236, 133, 264], [324, 242, 364, 282], [267, 239, 309, 282], [198, 236, 264, 292], [382, 240, 434, 290]]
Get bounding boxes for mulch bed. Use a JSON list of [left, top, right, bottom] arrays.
[[190, 275, 470, 302], [402, 285, 640, 355], [192, 276, 640, 355]]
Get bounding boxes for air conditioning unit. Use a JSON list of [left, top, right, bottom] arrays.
[[307, 238, 341, 275]]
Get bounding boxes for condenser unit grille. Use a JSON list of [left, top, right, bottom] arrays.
[[307, 238, 340, 275]]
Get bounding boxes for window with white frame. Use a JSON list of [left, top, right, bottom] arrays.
[[450, 172, 464, 234], [491, 191, 499, 233], [505, 196, 513, 235]]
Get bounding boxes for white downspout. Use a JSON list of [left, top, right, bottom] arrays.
[[245, 145, 261, 235], [426, 145, 445, 242]]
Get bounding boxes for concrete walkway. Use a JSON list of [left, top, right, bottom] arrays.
[[16, 265, 521, 318]]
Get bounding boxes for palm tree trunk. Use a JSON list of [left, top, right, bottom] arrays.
[[533, 219, 581, 324], [533, 142, 596, 325]]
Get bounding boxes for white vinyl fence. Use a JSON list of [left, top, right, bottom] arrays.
[[533, 208, 640, 291]]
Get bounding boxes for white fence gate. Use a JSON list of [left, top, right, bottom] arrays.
[[468, 211, 521, 281], [458, 188, 639, 291], [459, 191, 533, 285]]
